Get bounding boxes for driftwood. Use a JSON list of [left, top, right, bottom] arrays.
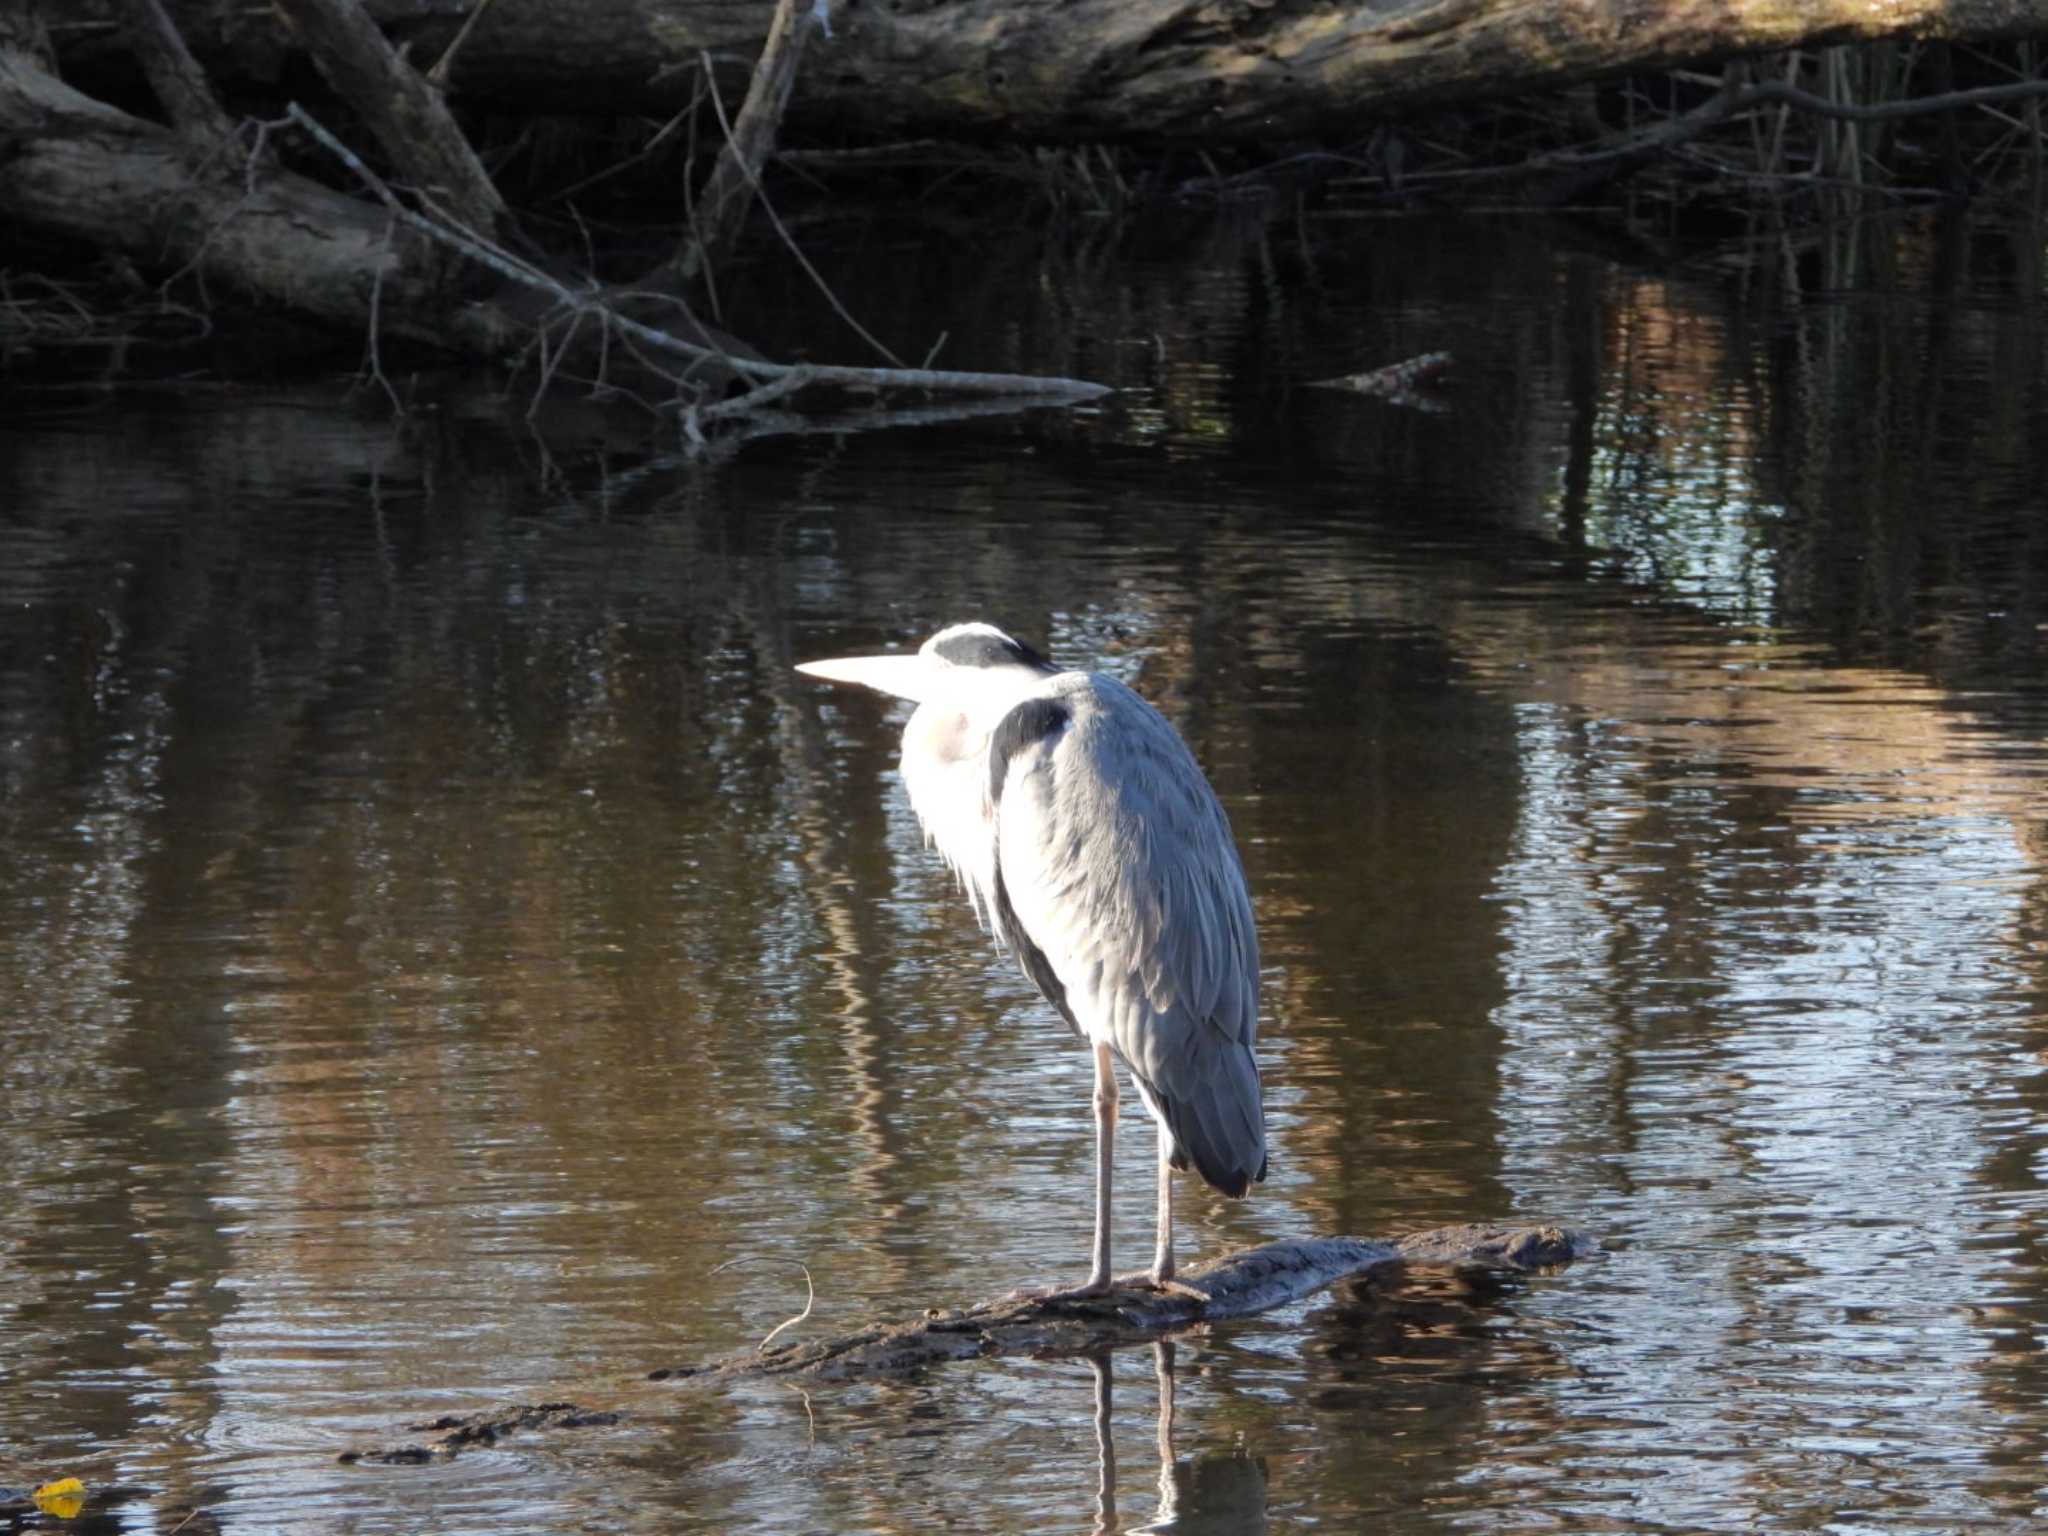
[[46, 0, 2048, 139], [339, 1223, 1593, 1464]]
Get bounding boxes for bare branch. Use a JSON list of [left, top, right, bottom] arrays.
[[120, 0, 233, 143], [424, 0, 504, 87], [711, 1256, 819, 1353], [697, 51, 908, 368], [289, 102, 1113, 409], [674, 0, 819, 285], [273, 0, 506, 236]]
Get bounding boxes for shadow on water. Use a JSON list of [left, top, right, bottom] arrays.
[[2, 196, 2047, 1530]]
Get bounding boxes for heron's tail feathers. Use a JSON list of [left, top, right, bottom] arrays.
[[1150, 1050, 1268, 1200]]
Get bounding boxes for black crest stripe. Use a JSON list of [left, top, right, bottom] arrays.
[[988, 697, 1068, 806], [929, 629, 1057, 673]]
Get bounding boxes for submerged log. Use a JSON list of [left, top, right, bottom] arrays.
[[16, 0, 2048, 404], [335, 1228, 1589, 1466], [47, 0, 2048, 139], [667, 1223, 1594, 1381], [339, 1222, 1593, 1463]]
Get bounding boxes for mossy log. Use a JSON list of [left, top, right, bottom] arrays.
[[49, 0, 2048, 139]]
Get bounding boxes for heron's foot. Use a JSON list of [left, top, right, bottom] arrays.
[[996, 1274, 1118, 1310], [992, 1272, 1211, 1318], [1033, 1270, 1206, 1299], [1123, 1271, 1209, 1302]]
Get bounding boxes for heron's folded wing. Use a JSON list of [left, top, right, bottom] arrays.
[[993, 676, 1266, 1196]]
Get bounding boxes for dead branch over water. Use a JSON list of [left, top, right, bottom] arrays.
[[7, 1, 2048, 412], [272, 0, 508, 238], [0, 0, 1109, 431]]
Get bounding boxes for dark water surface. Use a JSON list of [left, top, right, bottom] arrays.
[[5, 210, 2048, 1532]]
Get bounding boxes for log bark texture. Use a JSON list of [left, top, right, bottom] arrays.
[[47, 0, 2048, 139], [0, 36, 763, 389]]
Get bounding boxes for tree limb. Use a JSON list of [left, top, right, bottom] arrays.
[[287, 101, 1109, 403], [1736, 72, 2048, 123], [673, 0, 818, 287], [119, 0, 232, 143], [271, 0, 506, 236]]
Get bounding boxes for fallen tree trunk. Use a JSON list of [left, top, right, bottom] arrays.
[[0, 37, 451, 336], [47, 0, 2048, 139], [0, 22, 1107, 418]]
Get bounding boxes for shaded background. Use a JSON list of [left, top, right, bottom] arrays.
[[4, 205, 2047, 1532]]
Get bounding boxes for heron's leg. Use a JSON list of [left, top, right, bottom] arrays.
[[1085, 1039, 1118, 1293], [1088, 1353, 1116, 1535], [1152, 1125, 1175, 1283]]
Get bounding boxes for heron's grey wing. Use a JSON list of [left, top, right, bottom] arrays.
[[992, 676, 1267, 1197]]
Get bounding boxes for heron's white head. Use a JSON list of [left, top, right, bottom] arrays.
[[799, 624, 1063, 924], [796, 622, 1059, 728]]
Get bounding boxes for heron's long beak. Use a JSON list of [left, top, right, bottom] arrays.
[[795, 653, 933, 703]]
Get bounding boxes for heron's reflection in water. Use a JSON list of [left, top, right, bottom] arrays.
[[1088, 1341, 1269, 1536]]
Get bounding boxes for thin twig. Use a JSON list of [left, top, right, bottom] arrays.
[[528, 306, 589, 418], [698, 49, 908, 368], [425, 0, 503, 86], [547, 100, 697, 205], [691, 364, 819, 423], [1738, 73, 2048, 125], [361, 207, 403, 413], [712, 1256, 817, 1352]]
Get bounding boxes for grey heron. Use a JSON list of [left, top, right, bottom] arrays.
[[798, 622, 1266, 1293]]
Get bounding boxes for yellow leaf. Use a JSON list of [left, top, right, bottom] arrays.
[[32, 1477, 86, 1519]]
